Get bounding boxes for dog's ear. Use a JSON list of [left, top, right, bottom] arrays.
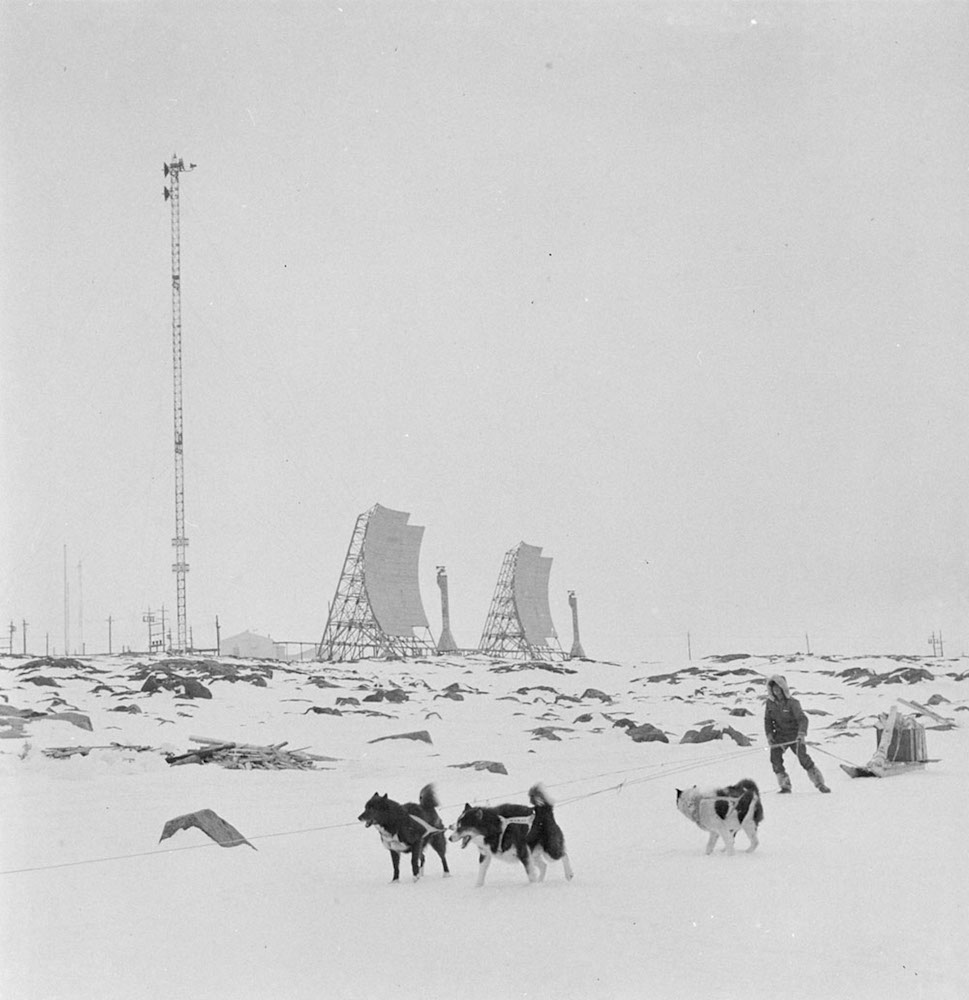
[[463, 802, 471, 811], [675, 789, 683, 799]]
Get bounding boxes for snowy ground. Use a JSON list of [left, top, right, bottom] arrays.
[[1, 651, 967, 1000]]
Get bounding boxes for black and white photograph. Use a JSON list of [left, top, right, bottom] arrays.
[[2, 3, 967, 998]]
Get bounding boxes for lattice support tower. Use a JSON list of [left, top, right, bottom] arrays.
[[163, 154, 195, 653], [478, 542, 564, 660], [318, 504, 435, 661]]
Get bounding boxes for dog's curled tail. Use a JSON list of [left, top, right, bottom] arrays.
[[734, 778, 764, 825], [528, 783, 554, 809], [419, 783, 440, 811]]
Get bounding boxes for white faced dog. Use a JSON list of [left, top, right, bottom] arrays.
[[676, 778, 763, 855]]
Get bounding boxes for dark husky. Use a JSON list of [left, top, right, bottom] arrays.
[[358, 784, 450, 882], [448, 784, 574, 887]]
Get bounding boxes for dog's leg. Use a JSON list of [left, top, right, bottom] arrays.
[[722, 829, 737, 856], [475, 852, 492, 888], [432, 836, 451, 876], [390, 850, 401, 882], [705, 831, 719, 855], [518, 843, 538, 882], [745, 822, 759, 853], [532, 851, 548, 882], [411, 848, 423, 881], [561, 853, 575, 880]]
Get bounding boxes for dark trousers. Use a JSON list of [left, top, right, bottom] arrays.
[[770, 741, 816, 774]]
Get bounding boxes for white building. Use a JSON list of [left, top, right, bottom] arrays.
[[220, 630, 284, 660]]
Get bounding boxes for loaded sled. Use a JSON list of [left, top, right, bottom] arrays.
[[840, 703, 945, 779]]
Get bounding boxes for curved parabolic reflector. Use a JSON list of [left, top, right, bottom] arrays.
[[363, 505, 430, 636], [513, 543, 557, 644]]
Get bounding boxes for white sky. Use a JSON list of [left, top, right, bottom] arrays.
[[2, 2, 967, 661]]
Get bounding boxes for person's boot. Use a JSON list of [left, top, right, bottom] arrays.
[[775, 771, 792, 793], [807, 766, 831, 793]]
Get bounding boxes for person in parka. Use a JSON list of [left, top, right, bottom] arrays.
[[764, 674, 830, 793]]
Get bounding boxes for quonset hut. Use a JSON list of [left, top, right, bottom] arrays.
[[317, 504, 435, 661]]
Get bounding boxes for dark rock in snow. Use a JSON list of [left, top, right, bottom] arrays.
[[24, 675, 60, 687], [680, 724, 722, 745], [626, 723, 669, 743], [529, 726, 573, 741], [449, 760, 508, 775]]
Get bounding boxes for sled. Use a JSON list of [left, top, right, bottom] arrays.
[[840, 705, 937, 779], [839, 760, 932, 779]]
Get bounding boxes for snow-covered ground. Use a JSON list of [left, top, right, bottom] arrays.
[[1, 651, 966, 1000]]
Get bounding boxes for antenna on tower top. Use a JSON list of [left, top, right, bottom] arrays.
[[164, 153, 196, 653]]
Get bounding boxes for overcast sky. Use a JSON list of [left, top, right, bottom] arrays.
[[2, 2, 967, 662]]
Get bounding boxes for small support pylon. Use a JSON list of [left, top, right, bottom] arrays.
[[568, 591, 586, 659], [436, 566, 458, 653]]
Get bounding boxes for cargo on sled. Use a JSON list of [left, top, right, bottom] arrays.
[[839, 703, 946, 779]]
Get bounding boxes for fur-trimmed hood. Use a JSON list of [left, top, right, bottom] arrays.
[[766, 674, 792, 701]]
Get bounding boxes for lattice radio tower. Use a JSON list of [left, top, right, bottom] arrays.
[[163, 154, 195, 653]]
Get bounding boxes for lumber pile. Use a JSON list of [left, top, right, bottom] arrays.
[[165, 736, 335, 770]]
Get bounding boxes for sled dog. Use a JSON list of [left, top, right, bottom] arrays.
[[448, 784, 574, 887], [358, 784, 449, 882], [675, 778, 763, 855]]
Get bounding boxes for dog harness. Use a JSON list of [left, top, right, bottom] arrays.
[[498, 813, 533, 849], [377, 814, 445, 853], [408, 814, 446, 838], [682, 794, 743, 827]]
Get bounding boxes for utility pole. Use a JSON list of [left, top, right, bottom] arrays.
[[77, 560, 84, 654], [805, 633, 811, 656], [21, 619, 27, 655], [164, 154, 196, 654], [8, 621, 15, 655], [63, 544, 70, 655], [215, 614, 221, 655], [928, 631, 944, 657], [687, 631, 692, 662], [107, 615, 113, 655]]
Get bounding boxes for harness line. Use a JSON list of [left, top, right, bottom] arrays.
[[0, 737, 823, 876]]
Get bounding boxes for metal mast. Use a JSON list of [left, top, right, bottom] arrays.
[[164, 154, 195, 653]]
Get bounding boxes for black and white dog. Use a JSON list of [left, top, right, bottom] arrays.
[[358, 784, 450, 882], [448, 784, 574, 886], [675, 778, 763, 855]]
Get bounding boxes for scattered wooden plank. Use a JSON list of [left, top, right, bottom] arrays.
[[897, 699, 956, 727]]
